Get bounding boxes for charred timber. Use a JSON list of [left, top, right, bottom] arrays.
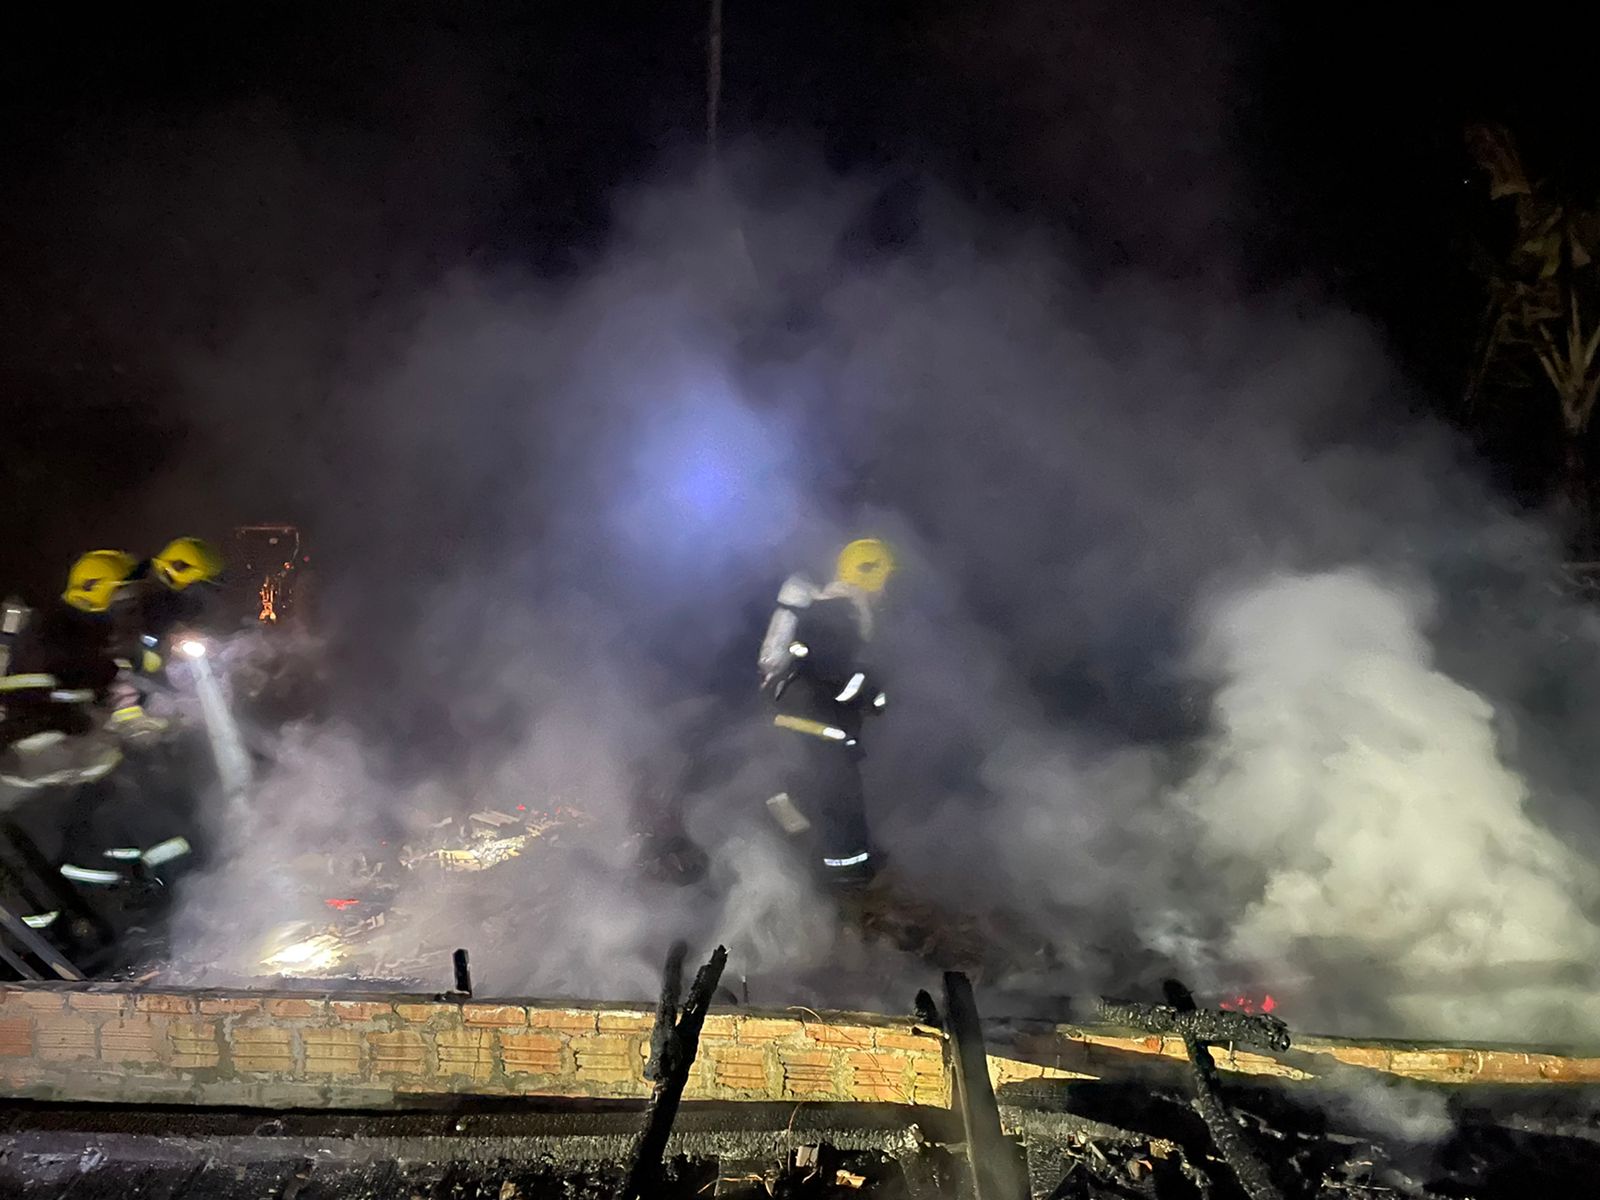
[[1162, 980, 1283, 1200], [645, 941, 688, 1083], [1096, 996, 1291, 1054], [942, 971, 1029, 1200], [618, 942, 728, 1200]]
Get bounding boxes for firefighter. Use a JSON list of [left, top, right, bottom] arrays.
[[61, 537, 226, 915], [103, 537, 226, 733], [0, 536, 224, 784], [757, 538, 894, 884], [112, 536, 226, 655], [135, 537, 226, 638], [0, 551, 136, 790]]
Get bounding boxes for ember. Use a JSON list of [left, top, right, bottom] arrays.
[[258, 576, 279, 622], [260, 931, 346, 973], [323, 898, 360, 911], [1220, 993, 1277, 1015]]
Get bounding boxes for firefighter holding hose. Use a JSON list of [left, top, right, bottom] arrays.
[[117, 537, 227, 648], [92, 536, 227, 741], [758, 538, 894, 885], [0, 537, 226, 787]]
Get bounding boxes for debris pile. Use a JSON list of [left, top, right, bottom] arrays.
[[400, 804, 588, 873]]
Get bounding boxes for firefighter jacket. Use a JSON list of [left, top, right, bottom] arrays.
[[758, 576, 885, 744], [107, 568, 206, 673], [0, 601, 121, 740]]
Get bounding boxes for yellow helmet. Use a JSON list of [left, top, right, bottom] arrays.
[[833, 538, 896, 594], [152, 537, 225, 591], [63, 550, 138, 613]]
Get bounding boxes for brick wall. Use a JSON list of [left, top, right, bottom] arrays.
[[0, 983, 951, 1109], [2, 982, 1593, 1111]]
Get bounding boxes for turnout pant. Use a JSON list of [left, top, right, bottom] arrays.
[[774, 730, 871, 870]]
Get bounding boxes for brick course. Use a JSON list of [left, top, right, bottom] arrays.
[[436, 1028, 496, 1081], [500, 1031, 564, 1075], [167, 1020, 221, 1070], [368, 1030, 428, 1076], [462, 1004, 526, 1028], [36, 1013, 96, 1062], [303, 1027, 363, 1075], [230, 1025, 295, 1074], [99, 1018, 160, 1064]]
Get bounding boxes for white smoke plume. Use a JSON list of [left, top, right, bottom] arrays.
[[1301, 1068, 1456, 1147], [1176, 569, 1600, 1041]]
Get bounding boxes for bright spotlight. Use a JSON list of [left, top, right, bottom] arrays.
[[178, 638, 208, 659]]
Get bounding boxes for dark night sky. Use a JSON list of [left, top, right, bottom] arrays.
[[0, 3, 1588, 599]]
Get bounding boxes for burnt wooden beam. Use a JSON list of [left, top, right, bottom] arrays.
[[616, 942, 728, 1200], [942, 971, 1029, 1200], [0, 901, 82, 981], [0, 822, 112, 966], [1097, 995, 1291, 1053], [1161, 980, 1282, 1200], [644, 941, 687, 1083], [0, 934, 41, 980]]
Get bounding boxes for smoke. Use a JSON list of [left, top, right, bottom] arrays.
[[1177, 570, 1600, 1041], [140, 153, 1600, 1047], [17, 5, 1599, 1045], [1302, 1067, 1456, 1148]]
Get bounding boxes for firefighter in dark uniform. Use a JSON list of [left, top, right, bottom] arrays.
[[0, 551, 137, 789], [120, 537, 225, 644], [758, 538, 894, 885], [73, 536, 227, 881], [1, 540, 223, 928], [0, 537, 227, 780]]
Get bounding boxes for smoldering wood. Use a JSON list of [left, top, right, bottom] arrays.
[[618, 942, 728, 1200], [1161, 979, 1283, 1200], [1096, 995, 1292, 1054]]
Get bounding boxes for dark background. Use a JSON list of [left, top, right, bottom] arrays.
[[0, 3, 1588, 599]]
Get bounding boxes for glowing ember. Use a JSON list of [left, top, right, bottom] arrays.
[[324, 898, 361, 911], [260, 933, 346, 973], [1219, 993, 1277, 1015], [258, 577, 279, 622]]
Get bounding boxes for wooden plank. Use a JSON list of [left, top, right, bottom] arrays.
[[989, 1025, 1600, 1089], [0, 901, 82, 981]]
